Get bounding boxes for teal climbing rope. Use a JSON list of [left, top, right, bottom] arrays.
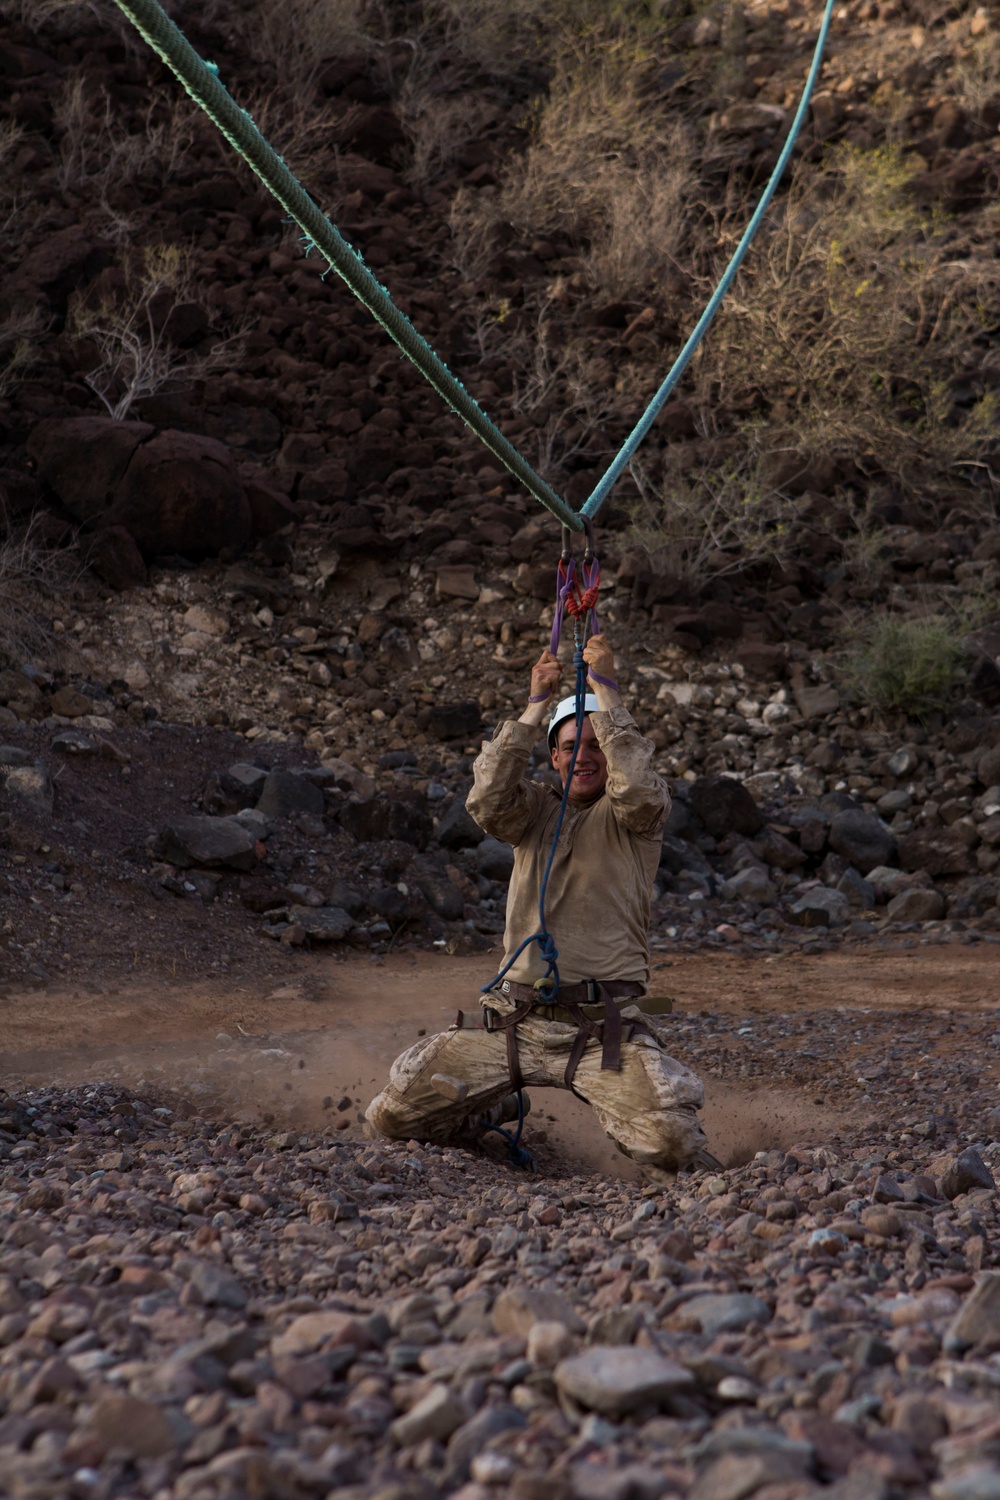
[[580, 0, 837, 520], [109, 0, 834, 530], [108, 0, 580, 531]]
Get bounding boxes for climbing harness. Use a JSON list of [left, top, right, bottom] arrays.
[[110, 0, 836, 530]]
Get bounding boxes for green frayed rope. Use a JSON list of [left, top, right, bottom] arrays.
[[580, 0, 837, 519], [109, 0, 834, 532], [109, 0, 582, 530]]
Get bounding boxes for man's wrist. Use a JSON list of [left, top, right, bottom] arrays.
[[590, 679, 623, 713], [519, 698, 551, 727]]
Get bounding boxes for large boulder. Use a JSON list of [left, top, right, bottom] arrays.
[[887, 887, 946, 922], [82, 525, 148, 589], [287, 905, 355, 941], [155, 815, 259, 871], [689, 775, 764, 839], [787, 887, 851, 927], [340, 795, 432, 849], [427, 702, 482, 742], [112, 429, 250, 558], [827, 809, 897, 875], [476, 837, 514, 881], [28, 417, 251, 560], [436, 797, 485, 850], [28, 416, 152, 524], [659, 834, 714, 880], [897, 827, 976, 877], [255, 770, 325, 821]]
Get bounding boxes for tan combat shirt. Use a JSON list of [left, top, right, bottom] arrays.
[[465, 706, 670, 991]]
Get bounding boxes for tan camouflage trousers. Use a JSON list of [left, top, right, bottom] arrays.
[[365, 999, 708, 1177]]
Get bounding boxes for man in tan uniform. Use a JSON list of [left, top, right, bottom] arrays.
[[365, 635, 712, 1178]]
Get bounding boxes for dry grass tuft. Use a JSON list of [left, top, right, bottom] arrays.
[[690, 144, 1000, 498], [0, 519, 81, 672]]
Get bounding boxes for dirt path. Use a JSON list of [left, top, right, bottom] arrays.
[[2, 945, 997, 1177]]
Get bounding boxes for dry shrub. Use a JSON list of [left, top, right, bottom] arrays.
[[68, 246, 247, 421], [626, 441, 795, 587], [691, 143, 1000, 498], [0, 119, 27, 184], [55, 77, 198, 236], [480, 43, 695, 298], [398, 86, 499, 188], [840, 613, 966, 720], [239, 0, 372, 98], [951, 31, 1000, 123], [0, 0, 81, 22]]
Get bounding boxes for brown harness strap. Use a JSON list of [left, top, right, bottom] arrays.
[[560, 986, 626, 1088], [484, 985, 651, 1094], [482, 1000, 534, 1094], [600, 986, 622, 1071]]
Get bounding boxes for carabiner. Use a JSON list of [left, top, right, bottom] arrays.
[[581, 515, 595, 566]]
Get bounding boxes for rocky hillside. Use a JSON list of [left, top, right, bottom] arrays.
[[2, 0, 1000, 979]]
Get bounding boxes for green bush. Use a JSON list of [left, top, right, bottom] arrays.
[[841, 614, 966, 720]]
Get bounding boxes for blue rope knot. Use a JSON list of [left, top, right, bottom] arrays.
[[480, 1089, 534, 1171]]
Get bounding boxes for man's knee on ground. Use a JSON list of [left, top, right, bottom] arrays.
[[613, 1104, 707, 1173], [365, 1091, 409, 1141]]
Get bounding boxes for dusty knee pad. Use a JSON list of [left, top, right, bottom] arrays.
[[364, 1092, 408, 1141], [621, 1105, 708, 1173]]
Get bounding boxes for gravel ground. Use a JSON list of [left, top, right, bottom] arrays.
[[3, 988, 1000, 1500]]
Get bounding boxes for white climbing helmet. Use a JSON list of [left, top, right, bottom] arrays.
[[547, 693, 600, 747]]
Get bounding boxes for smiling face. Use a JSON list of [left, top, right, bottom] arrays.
[[550, 715, 609, 804]]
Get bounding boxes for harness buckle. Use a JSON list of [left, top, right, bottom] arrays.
[[483, 1006, 499, 1034]]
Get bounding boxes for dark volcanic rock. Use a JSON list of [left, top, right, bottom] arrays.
[[28, 416, 153, 523], [476, 836, 515, 880], [897, 827, 976, 877], [689, 774, 764, 838], [828, 809, 898, 875], [256, 770, 325, 820], [437, 796, 486, 850], [940, 1147, 995, 1200], [288, 905, 355, 941], [27, 418, 252, 560], [340, 796, 432, 848], [155, 815, 260, 871], [427, 702, 482, 741], [82, 524, 148, 590], [113, 429, 251, 559]]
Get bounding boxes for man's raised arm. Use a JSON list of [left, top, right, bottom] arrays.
[[585, 635, 671, 839], [465, 649, 562, 845]]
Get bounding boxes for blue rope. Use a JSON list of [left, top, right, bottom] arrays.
[[580, 0, 837, 520], [106, 0, 582, 532], [481, 647, 588, 1002], [477, 642, 588, 1169]]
